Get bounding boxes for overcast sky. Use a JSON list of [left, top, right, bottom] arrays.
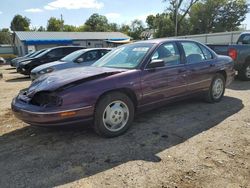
[[0, 0, 249, 30]]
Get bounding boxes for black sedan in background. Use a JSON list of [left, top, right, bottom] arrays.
[[12, 49, 46, 68], [30, 48, 111, 80], [17, 46, 85, 75], [10, 51, 35, 67]]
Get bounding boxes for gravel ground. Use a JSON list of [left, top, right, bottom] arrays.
[[0, 65, 249, 188]]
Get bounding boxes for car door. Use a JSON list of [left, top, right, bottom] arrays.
[[140, 42, 187, 105], [179, 41, 215, 92]]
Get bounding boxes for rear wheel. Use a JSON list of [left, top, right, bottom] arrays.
[[238, 62, 250, 81], [94, 92, 134, 137], [205, 73, 225, 103]]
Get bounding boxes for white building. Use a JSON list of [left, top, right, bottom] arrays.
[[14, 31, 130, 56]]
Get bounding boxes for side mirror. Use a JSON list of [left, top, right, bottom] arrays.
[[76, 57, 84, 63], [147, 59, 165, 69]]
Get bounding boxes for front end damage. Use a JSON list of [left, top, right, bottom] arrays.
[[11, 67, 125, 126], [11, 88, 94, 126]]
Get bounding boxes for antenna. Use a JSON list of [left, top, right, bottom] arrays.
[[60, 14, 63, 31]]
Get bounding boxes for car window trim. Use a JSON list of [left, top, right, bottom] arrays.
[[178, 41, 212, 65], [198, 43, 214, 61], [144, 41, 183, 70]]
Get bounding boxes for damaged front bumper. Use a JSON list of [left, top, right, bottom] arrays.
[[11, 92, 94, 126]]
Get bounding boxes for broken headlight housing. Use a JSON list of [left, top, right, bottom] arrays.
[[30, 92, 63, 107]]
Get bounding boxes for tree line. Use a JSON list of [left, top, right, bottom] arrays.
[[0, 0, 249, 44]]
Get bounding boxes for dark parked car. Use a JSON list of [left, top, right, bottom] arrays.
[[30, 48, 111, 80], [17, 46, 85, 75], [10, 51, 36, 67], [12, 39, 235, 137], [207, 32, 250, 81], [0, 57, 6, 65], [13, 49, 46, 68]]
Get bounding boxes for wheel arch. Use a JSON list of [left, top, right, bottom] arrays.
[[245, 55, 250, 64], [216, 70, 227, 81], [95, 88, 138, 110]]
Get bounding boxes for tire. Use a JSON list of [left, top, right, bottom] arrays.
[[205, 73, 225, 103], [238, 62, 250, 81], [94, 92, 135, 137]]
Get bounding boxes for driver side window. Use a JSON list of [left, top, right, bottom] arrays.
[[47, 49, 63, 58], [76, 50, 99, 63], [151, 43, 180, 66]]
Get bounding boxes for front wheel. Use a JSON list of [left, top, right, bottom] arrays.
[[94, 92, 135, 137], [205, 73, 225, 103], [238, 62, 250, 81]]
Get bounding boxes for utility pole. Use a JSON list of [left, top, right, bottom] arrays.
[[175, 0, 178, 36], [60, 14, 63, 31]]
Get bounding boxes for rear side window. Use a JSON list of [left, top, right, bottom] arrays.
[[238, 34, 250, 44], [47, 49, 64, 58], [63, 47, 80, 55], [180, 42, 205, 64], [83, 50, 99, 62], [100, 50, 110, 57], [199, 44, 213, 60]]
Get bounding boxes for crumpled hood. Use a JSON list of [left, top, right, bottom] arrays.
[[27, 66, 126, 97]]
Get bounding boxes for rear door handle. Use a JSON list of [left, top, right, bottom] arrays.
[[210, 64, 215, 67]]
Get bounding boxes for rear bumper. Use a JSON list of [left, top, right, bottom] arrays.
[[11, 97, 94, 126]]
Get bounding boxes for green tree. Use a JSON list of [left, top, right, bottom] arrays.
[[75, 25, 87, 32], [189, 0, 248, 34], [0, 28, 12, 44], [63, 25, 77, 32], [37, 26, 46, 31], [119, 24, 131, 35], [108, 23, 119, 31], [129, 19, 145, 40], [146, 15, 156, 29], [164, 0, 199, 35], [84, 13, 109, 31], [151, 13, 175, 38], [10, 15, 30, 31], [47, 17, 64, 31]]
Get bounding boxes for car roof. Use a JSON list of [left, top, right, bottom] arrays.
[[83, 47, 112, 51], [135, 38, 201, 44], [47, 46, 86, 50]]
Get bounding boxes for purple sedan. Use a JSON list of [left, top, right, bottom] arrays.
[[12, 39, 235, 137]]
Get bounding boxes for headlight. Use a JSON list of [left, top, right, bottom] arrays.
[[21, 60, 32, 65], [30, 92, 62, 107], [38, 67, 54, 75]]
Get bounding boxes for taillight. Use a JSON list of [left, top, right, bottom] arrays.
[[228, 48, 237, 61]]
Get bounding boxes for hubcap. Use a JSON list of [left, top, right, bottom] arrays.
[[103, 100, 129, 132], [245, 65, 250, 78], [212, 78, 224, 99]]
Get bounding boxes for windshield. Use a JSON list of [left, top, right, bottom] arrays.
[[92, 43, 153, 69], [25, 52, 35, 57], [61, 49, 86, 62], [29, 49, 46, 58], [34, 48, 52, 58]]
